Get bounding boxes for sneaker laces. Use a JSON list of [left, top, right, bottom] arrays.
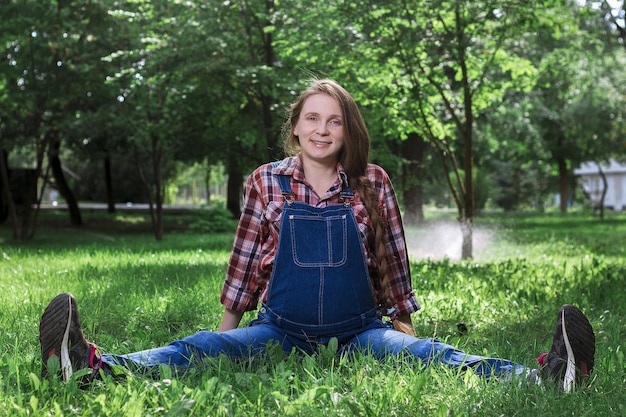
[[89, 343, 103, 371]]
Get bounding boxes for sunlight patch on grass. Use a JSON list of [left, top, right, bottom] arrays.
[[114, 214, 148, 224]]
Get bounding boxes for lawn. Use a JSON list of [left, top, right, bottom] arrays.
[[0, 209, 624, 416]]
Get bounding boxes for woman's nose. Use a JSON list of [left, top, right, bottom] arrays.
[[316, 121, 330, 135]]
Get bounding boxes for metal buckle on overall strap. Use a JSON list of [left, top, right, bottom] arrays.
[[339, 173, 354, 207], [281, 191, 295, 206], [340, 191, 354, 207]]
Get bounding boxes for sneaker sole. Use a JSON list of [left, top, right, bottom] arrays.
[[551, 304, 595, 392], [561, 308, 576, 393], [39, 293, 75, 382]]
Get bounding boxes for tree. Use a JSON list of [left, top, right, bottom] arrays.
[[0, 1, 115, 235], [4, 0, 625, 243], [601, 0, 626, 52], [334, 0, 538, 258], [524, 1, 625, 213], [104, 0, 217, 239], [1, 1, 56, 237], [479, 94, 552, 211]]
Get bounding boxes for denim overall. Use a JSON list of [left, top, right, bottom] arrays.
[[259, 172, 380, 340], [102, 170, 528, 379]]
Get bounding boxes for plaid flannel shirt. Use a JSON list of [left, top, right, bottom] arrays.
[[220, 155, 420, 316]]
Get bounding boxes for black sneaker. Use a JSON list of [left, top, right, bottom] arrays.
[[538, 304, 595, 392], [39, 293, 102, 382]]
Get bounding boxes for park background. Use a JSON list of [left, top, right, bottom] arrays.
[[1, 0, 625, 416]]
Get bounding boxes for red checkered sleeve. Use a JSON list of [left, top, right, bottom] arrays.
[[220, 165, 274, 312], [367, 165, 421, 316]]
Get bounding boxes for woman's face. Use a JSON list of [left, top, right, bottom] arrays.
[[293, 93, 345, 166]]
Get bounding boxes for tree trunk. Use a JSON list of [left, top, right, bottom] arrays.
[[49, 134, 82, 226], [104, 153, 116, 213], [596, 162, 607, 220], [226, 160, 243, 218], [0, 149, 19, 237], [153, 177, 163, 241], [205, 168, 211, 204], [401, 132, 427, 225], [20, 128, 49, 240], [458, 2, 474, 260], [240, 0, 278, 162], [151, 133, 163, 241], [557, 157, 568, 214], [261, 5, 278, 162], [262, 94, 280, 161], [19, 196, 35, 240], [460, 216, 473, 260]]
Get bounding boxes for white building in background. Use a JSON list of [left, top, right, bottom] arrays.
[[574, 159, 626, 211]]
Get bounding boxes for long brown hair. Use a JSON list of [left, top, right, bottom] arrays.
[[282, 79, 392, 310]]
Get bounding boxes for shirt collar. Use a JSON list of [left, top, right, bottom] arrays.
[[271, 155, 348, 196], [273, 155, 346, 181]]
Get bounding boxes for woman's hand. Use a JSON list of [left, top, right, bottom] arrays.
[[392, 314, 416, 336]]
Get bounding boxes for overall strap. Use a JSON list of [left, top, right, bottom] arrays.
[[271, 161, 294, 204], [339, 172, 354, 206], [339, 172, 354, 205]]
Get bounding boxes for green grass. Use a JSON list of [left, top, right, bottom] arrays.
[[0, 210, 625, 416]]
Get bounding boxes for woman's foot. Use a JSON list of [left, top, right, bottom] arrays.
[[39, 293, 102, 382], [537, 304, 595, 392]]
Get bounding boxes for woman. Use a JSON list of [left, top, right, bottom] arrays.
[[39, 79, 595, 392]]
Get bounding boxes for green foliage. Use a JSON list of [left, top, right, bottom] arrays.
[[2, 0, 625, 236], [187, 207, 238, 234], [446, 167, 491, 210], [0, 212, 625, 415]]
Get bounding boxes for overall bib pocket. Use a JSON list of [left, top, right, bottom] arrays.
[[289, 214, 348, 267]]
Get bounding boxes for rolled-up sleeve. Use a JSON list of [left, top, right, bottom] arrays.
[[377, 168, 421, 315], [220, 172, 266, 312]]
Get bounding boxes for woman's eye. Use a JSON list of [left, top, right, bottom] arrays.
[[330, 119, 341, 126]]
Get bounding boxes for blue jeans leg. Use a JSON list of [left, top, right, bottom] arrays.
[[346, 327, 528, 378], [101, 322, 291, 372]]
